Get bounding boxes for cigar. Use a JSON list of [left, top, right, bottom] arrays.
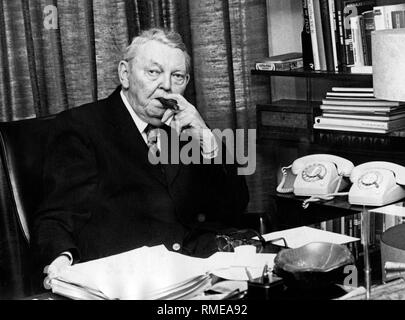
[[156, 97, 179, 111]]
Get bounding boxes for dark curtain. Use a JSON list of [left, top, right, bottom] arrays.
[[188, 0, 272, 214], [0, 0, 272, 299]]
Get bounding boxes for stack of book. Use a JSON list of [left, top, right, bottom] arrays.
[[313, 87, 405, 133], [255, 52, 303, 71]]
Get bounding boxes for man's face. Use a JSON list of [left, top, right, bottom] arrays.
[[120, 40, 189, 127]]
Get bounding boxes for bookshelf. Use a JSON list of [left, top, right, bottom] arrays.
[[256, 0, 405, 152], [253, 0, 405, 236]]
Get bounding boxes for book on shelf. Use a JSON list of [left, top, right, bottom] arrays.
[[255, 59, 303, 71], [362, 10, 374, 64], [391, 9, 405, 28], [328, 0, 339, 71], [373, 3, 405, 30], [325, 96, 376, 100], [255, 52, 303, 71], [341, 0, 376, 66], [314, 115, 405, 130], [340, 217, 346, 235], [302, 0, 315, 70], [307, 0, 321, 70], [320, 104, 401, 113], [350, 15, 365, 66], [349, 65, 372, 73], [313, 122, 393, 133], [322, 98, 405, 107], [322, 110, 405, 121], [315, 0, 328, 70], [334, 0, 347, 69], [326, 91, 374, 97], [312, 0, 328, 70], [331, 87, 373, 92], [320, 0, 336, 71]]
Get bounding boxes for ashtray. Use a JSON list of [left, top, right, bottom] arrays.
[[273, 242, 355, 290]]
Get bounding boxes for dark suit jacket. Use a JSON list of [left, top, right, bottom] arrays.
[[32, 87, 249, 266]]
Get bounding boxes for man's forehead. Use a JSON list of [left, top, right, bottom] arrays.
[[136, 40, 186, 69]]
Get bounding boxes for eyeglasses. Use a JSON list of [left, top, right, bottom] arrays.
[[216, 229, 288, 254]]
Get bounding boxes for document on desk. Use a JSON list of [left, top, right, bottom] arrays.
[[370, 201, 405, 217], [48, 245, 275, 300], [261, 226, 359, 248]]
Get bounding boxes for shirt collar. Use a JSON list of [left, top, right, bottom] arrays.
[[120, 90, 148, 134]]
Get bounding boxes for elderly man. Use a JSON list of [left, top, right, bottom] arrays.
[[33, 28, 249, 281]]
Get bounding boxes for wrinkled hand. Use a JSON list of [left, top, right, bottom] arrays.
[[43, 255, 72, 290], [161, 93, 209, 141]]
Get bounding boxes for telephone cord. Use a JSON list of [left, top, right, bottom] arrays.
[[302, 175, 346, 209], [276, 165, 293, 193]]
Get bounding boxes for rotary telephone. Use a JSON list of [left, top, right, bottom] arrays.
[[348, 161, 405, 206], [276, 154, 354, 208]]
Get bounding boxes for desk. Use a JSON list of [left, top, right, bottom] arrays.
[[25, 203, 405, 300]]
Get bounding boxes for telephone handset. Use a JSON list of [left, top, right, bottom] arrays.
[[276, 154, 354, 208], [348, 161, 405, 206]]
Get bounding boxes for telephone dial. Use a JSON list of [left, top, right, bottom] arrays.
[[276, 154, 354, 208], [348, 161, 405, 206]]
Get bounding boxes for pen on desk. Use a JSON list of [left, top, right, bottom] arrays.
[[261, 263, 270, 284], [224, 289, 248, 300], [244, 267, 253, 282]]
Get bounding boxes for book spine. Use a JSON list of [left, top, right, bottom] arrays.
[[351, 16, 363, 66], [343, 2, 355, 65], [314, 0, 327, 70], [359, 15, 369, 65], [342, 1, 375, 65], [320, 0, 335, 71], [362, 10, 374, 65], [332, 218, 341, 233], [373, 6, 386, 30], [255, 60, 304, 71], [334, 0, 347, 70], [322, 112, 389, 121], [328, 0, 339, 71], [315, 116, 389, 129], [323, 98, 400, 106], [386, 7, 393, 29], [302, 0, 315, 70], [340, 216, 345, 234], [308, 0, 321, 70], [391, 10, 405, 29]]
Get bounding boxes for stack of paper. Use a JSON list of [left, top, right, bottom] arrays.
[[49, 226, 359, 300], [260, 226, 359, 248], [49, 245, 276, 300]]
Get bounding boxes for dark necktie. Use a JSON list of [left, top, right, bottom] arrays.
[[145, 124, 160, 157]]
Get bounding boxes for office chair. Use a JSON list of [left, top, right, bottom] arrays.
[[0, 115, 55, 299]]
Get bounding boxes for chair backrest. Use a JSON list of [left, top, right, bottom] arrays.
[[0, 115, 55, 299]]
